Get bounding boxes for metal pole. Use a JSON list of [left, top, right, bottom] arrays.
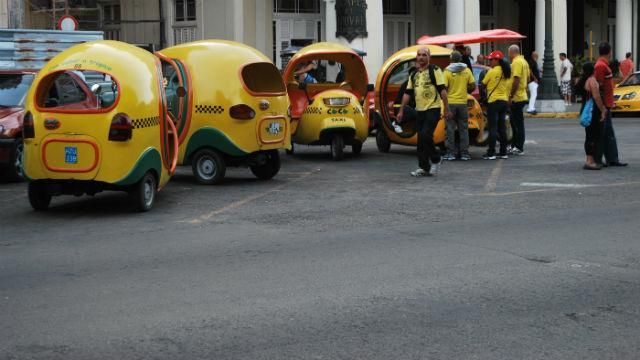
[[539, 0, 561, 99]]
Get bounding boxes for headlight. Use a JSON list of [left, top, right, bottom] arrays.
[[323, 97, 351, 106], [622, 92, 637, 100]]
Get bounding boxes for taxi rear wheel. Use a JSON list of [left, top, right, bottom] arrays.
[[130, 172, 157, 212], [376, 128, 391, 153], [28, 182, 51, 211], [251, 150, 281, 180], [192, 148, 226, 185], [352, 141, 363, 155], [331, 135, 344, 161]]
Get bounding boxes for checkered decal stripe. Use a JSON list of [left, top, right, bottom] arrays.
[[195, 104, 225, 114], [352, 107, 362, 114], [131, 116, 160, 129], [304, 107, 322, 115]]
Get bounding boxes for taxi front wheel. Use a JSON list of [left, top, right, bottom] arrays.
[[376, 128, 391, 153], [28, 182, 51, 211], [192, 148, 226, 185], [130, 172, 157, 212], [251, 150, 281, 180]]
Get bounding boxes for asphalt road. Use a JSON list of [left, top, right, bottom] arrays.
[[2, 117, 640, 359]]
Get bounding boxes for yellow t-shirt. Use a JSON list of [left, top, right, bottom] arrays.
[[482, 66, 510, 103], [407, 66, 445, 111], [510, 55, 530, 102], [444, 67, 475, 105]]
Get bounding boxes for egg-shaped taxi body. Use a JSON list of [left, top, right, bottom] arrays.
[[23, 40, 178, 211]]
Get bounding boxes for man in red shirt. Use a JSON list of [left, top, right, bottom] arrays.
[[619, 52, 635, 80], [594, 42, 627, 167]]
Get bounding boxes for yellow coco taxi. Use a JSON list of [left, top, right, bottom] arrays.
[[372, 45, 488, 152], [283, 42, 369, 160], [23, 40, 178, 211], [613, 71, 640, 116], [155, 40, 290, 184]]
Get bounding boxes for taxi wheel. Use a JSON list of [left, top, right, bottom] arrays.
[[130, 172, 157, 212], [286, 142, 295, 155], [331, 135, 344, 161], [376, 128, 391, 153], [352, 141, 363, 155], [192, 148, 226, 185], [251, 150, 281, 180], [28, 182, 51, 211]]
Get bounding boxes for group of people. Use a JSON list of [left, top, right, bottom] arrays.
[[396, 42, 628, 177], [396, 44, 531, 177]]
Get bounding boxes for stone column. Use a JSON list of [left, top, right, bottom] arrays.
[[616, 0, 633, 60], [535, 0, 545, 67], [464, 0, 481, 58], [446, 0, 465, 36], [324, 0, 337, 43], [552, 0, 567, 82]]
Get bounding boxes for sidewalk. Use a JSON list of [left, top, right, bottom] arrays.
[[525, 102, 581, 119]]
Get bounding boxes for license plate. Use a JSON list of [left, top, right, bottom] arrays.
[[65, 146, 78, 164]]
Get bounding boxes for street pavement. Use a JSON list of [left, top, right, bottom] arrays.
[[1, 117, 640, 359]]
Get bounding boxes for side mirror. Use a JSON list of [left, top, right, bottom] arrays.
[[176, 86, 187, 98], [298, 82, 307, 90], [90, 83, 101, 94], [367, 84, 375, 92]]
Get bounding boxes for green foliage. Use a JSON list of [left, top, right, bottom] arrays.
[[570, 55, 587, 78]]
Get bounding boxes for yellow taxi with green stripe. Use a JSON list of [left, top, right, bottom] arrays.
[[283, 42, 369, 160], [155, 40, 290, 184], [22, 40, 178, 211], [613, 72, 640, 115]]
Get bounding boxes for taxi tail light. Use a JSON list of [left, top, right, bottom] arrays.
[[23, 111, 35, 139], [230, 104, 256, 120], [108, 113, 132, 142], [324, 97, 351, 106]]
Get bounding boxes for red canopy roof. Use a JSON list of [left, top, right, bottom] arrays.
[[417, 29, 526, 46]]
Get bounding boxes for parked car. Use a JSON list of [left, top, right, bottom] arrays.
[[613, 71, 640, 116]]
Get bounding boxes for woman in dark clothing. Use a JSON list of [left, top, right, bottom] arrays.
[[575, 62, 607, 170]]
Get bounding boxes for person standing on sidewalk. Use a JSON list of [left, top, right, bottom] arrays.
[[481, 50, 511, 160], [559, 53, 573, 106], [507, 45, 530, 156], [397, 47, 450, 177], [619, 52, 635, 80], [443, 51, 476, 161], [594, 42, 628, 167], [527, 51, 541, 114]]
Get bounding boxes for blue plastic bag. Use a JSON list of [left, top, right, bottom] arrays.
[[580, 98, 594, 127]]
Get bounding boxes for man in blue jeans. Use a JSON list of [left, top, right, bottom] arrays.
[[397, 47, 450, 177]]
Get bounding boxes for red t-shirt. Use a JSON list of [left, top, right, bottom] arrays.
[[619, 59, 634, 78], [594, 57, 614, 108]]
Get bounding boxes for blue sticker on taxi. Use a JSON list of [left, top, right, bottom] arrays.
[[65, 146, 78, 164]]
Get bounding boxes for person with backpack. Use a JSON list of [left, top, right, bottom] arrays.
[[397, 47, 450, 177], [481, 50, 511, 160], [576, 62, 607, 170], [443, 50, 475, 161]]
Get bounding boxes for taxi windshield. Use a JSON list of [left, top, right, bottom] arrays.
[[36, 70, 118, 111], [0, 74, 34, 107], [620, 73, 640, 87]]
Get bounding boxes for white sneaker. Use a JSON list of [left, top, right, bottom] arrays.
[[429, 160, 442, 176], [410, 168, 428, 177], [392, 121, 403, 134]]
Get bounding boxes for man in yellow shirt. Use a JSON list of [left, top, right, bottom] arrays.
[[398, 47, 450, 177], [508, 45, 530, 155], [443, 51, 476, 161]]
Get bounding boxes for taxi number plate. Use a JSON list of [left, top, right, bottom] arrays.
[[65, 146, 78, 164]]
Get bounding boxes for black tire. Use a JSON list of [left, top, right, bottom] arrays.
[[330, 135, 344, 161], [352, 141, 363, 155], [250, 150, 281, 180], [28, 182, 51, 211], [191, 148, 226, 185], [130, 171, 157, 212], [286, 142, 295, 155], [376, 128, 391, 153], [1, 138, 24, 182]]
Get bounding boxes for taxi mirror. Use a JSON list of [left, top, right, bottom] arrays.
[[90, 83, 101, 94], [176, 86, 187, 97]]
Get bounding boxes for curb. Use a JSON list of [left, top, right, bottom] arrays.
[[525, 112, 579, 119]]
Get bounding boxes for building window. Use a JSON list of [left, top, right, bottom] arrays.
[[102, 4, 121, 25], [608, 0, 616, 17], [175, 0, 196, 22], [274, 0, 320, 13], [480, 0, 494, 16], [383, 0, 410, 15]]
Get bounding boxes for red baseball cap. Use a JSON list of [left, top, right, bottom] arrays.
[[486, 50, 504, 60]]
